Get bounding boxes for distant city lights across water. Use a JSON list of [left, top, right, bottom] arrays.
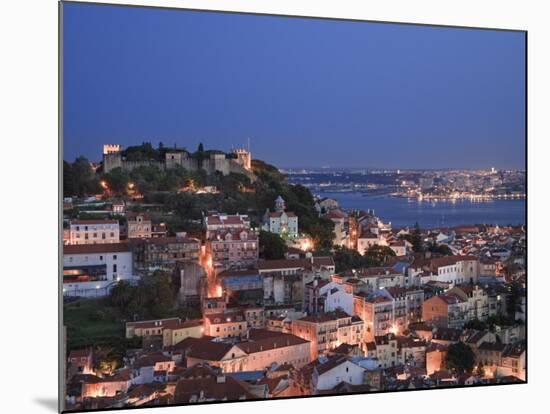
[[320, 192, 526, 229]]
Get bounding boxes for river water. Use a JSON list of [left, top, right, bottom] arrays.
[[319, 192, 526, 228]]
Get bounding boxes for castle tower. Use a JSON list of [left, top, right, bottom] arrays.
[[102, 144, 122, 173], [275, 195, 286, 212], [232, 148, 251, 170], [103, 144, 121, 155]]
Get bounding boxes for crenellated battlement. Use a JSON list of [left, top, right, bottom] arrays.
[[102, 144, 255, 180]]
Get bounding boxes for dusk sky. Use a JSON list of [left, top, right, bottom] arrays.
[[63, 2, 526, 169]]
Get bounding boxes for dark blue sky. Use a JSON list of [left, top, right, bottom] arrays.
[[63, 2, 525, 169]]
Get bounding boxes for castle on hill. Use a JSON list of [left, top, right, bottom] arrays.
[[102, 144, 253, 179]]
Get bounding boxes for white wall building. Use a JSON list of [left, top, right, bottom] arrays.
[[63, 243, 134, 297], [69, 219, 120, 245], [312, 357, 366, 391], [431, 256, 480, 285], [323, 284, 354, 316], [262, 196, 298, 238]]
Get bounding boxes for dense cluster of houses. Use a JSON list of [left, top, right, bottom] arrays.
[[63, 194, 526, 410]]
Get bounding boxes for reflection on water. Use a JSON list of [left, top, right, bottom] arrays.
[[320, 192, 526, 228]]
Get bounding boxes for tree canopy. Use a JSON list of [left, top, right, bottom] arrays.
[[63, 156, 101, 197], [259, 231, 287, 260], [109, 271, 176, 320], [444, 342, 476, 374]]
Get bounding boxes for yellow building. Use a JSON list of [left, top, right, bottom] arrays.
[[126, 317, 203, 347]]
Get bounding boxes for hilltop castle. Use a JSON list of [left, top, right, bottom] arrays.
[[102, 144, 253, 179]]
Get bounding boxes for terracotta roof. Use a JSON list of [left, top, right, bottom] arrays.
[[135, 352, 173, 368], [236, 333, 309, 354], [430, 255, 478, 271], [206, 214, 249, 226], [127, 318, 202, 331], [174, 371, 254, 403], [174, 337, 237, 361], [71, 219, 118, 225], [315, 355, 360, 376], [204, 311, 245, 325], [432, 328, 462, 342], [326, 210, 347, 220], [64, 242, 129, 255], [68, 348, 92, 359], [297, 309, 351, 323], [129, 236, 200, 245], [207, 228, 257, 242]]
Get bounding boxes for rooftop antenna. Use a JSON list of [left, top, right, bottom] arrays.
[[247, 137, 251, 153]]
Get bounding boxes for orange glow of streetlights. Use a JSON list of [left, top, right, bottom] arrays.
[[302, 238, 314, 251]]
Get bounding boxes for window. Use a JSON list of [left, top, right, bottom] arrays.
[[113, 255, 117, 260], [113, 264, 117, 273]]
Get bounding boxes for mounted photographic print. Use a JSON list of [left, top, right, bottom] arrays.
[[60, 1, 527, 412]]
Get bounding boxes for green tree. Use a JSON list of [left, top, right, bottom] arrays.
[[63, 156, 101, 197], [411, 222, 424, 253], [109, 271, 176, 320], [308, 218, 335, 250], [102, 168, 130, 195], [363, 245, 396, 267], [259, 230, 287, 260], [333, 246, 364, 272], [444, 342, 476, 374], [122, 142, 159, 161], [147, 271, 176, 318], [94, 346, 123, 374]]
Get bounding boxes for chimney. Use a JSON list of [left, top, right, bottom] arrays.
[[216, 374, 226, 384]]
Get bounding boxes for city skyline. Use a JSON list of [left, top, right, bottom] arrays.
[[63, 3, 525, 170]]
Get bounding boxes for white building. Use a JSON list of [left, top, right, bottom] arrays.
[[69, 219, 120, 245], [322, 283, 354, 316], [430, 255, 480, 285], [63, 243, 134, 297], [312, 356, 366, 391], [262, 196, 298, 238]]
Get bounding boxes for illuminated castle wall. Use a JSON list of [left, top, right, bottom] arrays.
[[102, 144, 254, 179]]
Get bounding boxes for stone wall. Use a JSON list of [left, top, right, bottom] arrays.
[[103, 149, 254, 180]]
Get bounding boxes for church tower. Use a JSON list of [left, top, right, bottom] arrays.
[[275, 195, 286, 212]]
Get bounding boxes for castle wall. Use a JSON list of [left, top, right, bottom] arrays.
[[102, 147, 253, 179], [103, 153, 123, 173]]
